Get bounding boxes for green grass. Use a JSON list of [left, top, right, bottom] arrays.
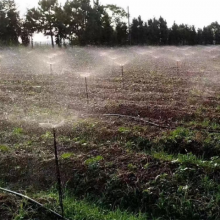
[[153, 151, 220, 169], [0, 145, 10, 153], [13, 191, 149, 220], [2, 119, 220, 219]]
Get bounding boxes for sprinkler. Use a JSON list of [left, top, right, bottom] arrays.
[[155, 62, 158, 72], [50, 63, 53, 74], [110, 58, 114, 74], [39, 121, 65, 218], [85, 77, 89, 104], [80, 72, 90, 104], [53, 128, 64, 218], [49, 57, 53, 74], [153, 56, 159, 72], [121, 65, 124, 89], [31, 37, 34, 49], [176, 60, 180, 74]]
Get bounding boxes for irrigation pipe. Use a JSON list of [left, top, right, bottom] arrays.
[[0, 187, 69, 220], [103, 114, 174, 129], [102, 114, 220, 134]]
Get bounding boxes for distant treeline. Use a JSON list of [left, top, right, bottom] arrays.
[[1, 0, 220, 46]]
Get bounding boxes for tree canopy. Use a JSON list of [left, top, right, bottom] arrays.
[[1, 0, 220, 46]]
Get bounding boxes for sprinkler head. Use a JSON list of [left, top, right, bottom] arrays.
[[50, 63, 53, 74]]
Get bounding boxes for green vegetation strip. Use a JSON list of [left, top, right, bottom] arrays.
[[8, 191, 148, 220], [3, 120, 220, 219], [0, 187, 67, 220]]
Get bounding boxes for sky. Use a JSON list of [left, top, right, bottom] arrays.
[[15, 0, 220, 41]]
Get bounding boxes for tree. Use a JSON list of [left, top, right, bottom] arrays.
[[188, 25, 197, 45], [209, 22, 220, 44], [104, 4, 127, 44], [115, 22, 127, 45], [137, 16, 145, 44], [158, 16, 168, 45], [131, 18, 139, 44], [0, 0, 20, 45], [84, 0, 104, 45], [54, 4, 66, 46], [169, 22, 180, 45], [63, 0, 91, 45], [20, 20, 30, 46], [101, 13, 114, 45], [37, 0, 59, 47], [197, 28, 203, 44], [202, 26, 214, 45], [25, 7, 41, 38], [104, 4, 127, 26], [147, 18, 160, 45]]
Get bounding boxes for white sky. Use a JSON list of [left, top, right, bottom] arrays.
[[15, 0, 220, 41]]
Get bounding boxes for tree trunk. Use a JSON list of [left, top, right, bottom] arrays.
[[48, 9, 54, 48], [50, 24, 54, 48], [51, 32, 54, 48]]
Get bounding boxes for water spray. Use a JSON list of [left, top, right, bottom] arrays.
[[153, 56, 159, 72], [53, 128, 64, 218], [110, 57, 118, 75]]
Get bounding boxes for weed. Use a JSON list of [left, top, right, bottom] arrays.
[[127, 163, 137, 171], [118, 127, 131, 134], [84, 155, 104, 169], [0, 145, 9, 153], [13, 128, 23, 136], [41, 131, 53, 140], [156, 127, 220, 158], [61, 153, 75, 160], [32, 191, 149, 220]]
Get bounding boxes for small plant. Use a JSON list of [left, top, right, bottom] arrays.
[[84, 155, 104, 169], [143, 163, 149, 169], [0, 145, 9, 152], [61, 152, 75, 160], [127, 163, 137, 171], [13, 127, 23, 136], [125, 141, 135, 149], [118, 127, 131, 134], [13, 199, 29, 220], [41, 131, 53, 140]]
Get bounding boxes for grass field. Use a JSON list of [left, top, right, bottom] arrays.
[[1, 46, 220, 219]]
